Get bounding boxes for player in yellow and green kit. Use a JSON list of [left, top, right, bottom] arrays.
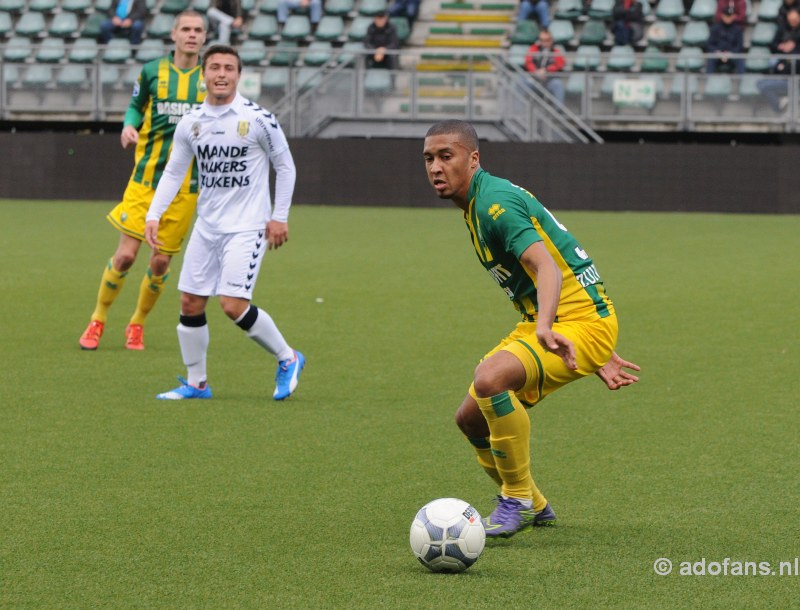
[[79, 11, 207, 351], [422, 120, 641, 538]]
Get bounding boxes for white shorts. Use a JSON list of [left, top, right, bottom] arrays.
[[178, 223, 267, 299]]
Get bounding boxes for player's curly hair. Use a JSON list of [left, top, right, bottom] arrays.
[[425, 120, 479, 152]]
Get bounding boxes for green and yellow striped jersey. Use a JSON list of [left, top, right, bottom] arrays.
[[465, 168, 614, 322], [124, 53, 205, 193]]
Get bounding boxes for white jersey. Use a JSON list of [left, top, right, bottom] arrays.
[[146, 93, 296, 233]]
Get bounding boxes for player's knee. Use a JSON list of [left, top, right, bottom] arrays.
[[149, 254, 170, 276], [472, 368, 506, 398], [180, 293, 206, 316], [219, 297, 248, 321], [455, 402, 488, 437], [112, 251, 136, 271]]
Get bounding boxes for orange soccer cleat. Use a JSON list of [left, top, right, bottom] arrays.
[[125, 324, 145, 350], [79, 320, 105, 350]]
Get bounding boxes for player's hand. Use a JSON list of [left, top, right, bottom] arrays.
[[595, 352, 640, 390], [121, 126, 139, 149], [144, 220, 163, 251], [536, 329, 577, 370], [266, 220, 288, 250]]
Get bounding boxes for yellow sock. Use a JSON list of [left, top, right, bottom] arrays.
[[466, 436, 503, 487], [476, 391, 541, 504], [129, 268, 169, 326], [91, 259, 128, 324]]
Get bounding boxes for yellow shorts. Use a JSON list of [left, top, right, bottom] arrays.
[[479, 313, 619, 407], [106, 180, 197, 256]]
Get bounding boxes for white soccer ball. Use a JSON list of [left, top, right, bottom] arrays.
[[409, 497, 486, 573]]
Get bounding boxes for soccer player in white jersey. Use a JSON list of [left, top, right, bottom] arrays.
[[144, 44, 304, 401]]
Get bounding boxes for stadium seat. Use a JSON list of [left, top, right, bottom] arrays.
[[260, 0, 279, 13], [49, 11, 80, 38], [22, 63, 53, 87], [161, 0, 190, 13], [3, 36, 32, 61], [29, 0, 58, 12], [0, 0, 24, 14], [239, 39, 267, 64], [81, 13, 104, 38], [324, 0, 354, 15], [669, 73, 698, 97], [757, 0, 781, 21], [57, 64, 88, 87], [688, 0, 715, 20], [68, 37, 99, 62], [554, 0, 583, 20], [337, 40, 365, 64], [359, 0, 387, 16], [587, 0, 614, 19], [646, 21, 677, 47], [315, 15, 344, 41], [281, 14, 311, 40], [579, 19, 607, 46], [548, 19, 575, 46], [506, 43, 529, 69], [655, 0, 684, 20], [303, 40, 333, 65], [744, 46, 770, 72], [248, 14, 278, 40], [364, 68, 392, 93], [572, 44, 601, 70], [680, 20, 710, 47], [738, 73, 762, 100], [102, 38, 132, 63], [390, 16, 410, 43], [703, 73, 732, 98], [3, 62, 20, 85], [122, 64, 141, 85], [137, 39, 165, 62], [95, 0, 112, 10], [148, 13, 175, 38], [640, 46, 669, 72], [565, 71, 587, 96], [99, 63, 120, 86], [509, 20, 539, 45], [14, 11, 46, 37], [192, 0, 210, 11], [35, 37, 65, 62], [262, 66, 289, 95], [347, 15, 371, 41], [607, 44, 636, 71], [297, 65, 323, 90], [750, 22, 777, 47], [675, 45, 703, 71], [0, 10, 12, 37], [269, 40, 300, 65]]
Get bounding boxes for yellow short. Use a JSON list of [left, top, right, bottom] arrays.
[[106, 180, 197, 256], [479, 313, 618, 407]]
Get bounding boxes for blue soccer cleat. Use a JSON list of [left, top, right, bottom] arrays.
[[533, 502, 557, 527], [482, 496, 536, 538], [156, 376, 212, 400], [273, 350, 305, 400]]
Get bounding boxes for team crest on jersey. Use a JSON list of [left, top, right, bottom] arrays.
[[191, 122, 201, 139], [488, 203, 506, 220], [237, 121, 250, 137], [120, 212, 128, 223], [198, 77, 207, 93]]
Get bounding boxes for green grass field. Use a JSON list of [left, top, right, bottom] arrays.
[[1, 200, 798, 609]]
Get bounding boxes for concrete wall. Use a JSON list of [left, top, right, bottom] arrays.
[[1, 132, 797, 214]]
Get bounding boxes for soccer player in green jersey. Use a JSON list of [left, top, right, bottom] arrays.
[[79, 11, 207, 351], [423, 120, 640, 538]]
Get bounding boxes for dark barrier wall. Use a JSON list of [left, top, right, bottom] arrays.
[[1, 132, 797, 214]]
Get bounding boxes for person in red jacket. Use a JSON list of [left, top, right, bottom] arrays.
[[524, 30, 566, 105]]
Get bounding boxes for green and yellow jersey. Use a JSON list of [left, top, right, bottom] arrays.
[[465, 168, 614, 323], [124, 53, 205, 193]]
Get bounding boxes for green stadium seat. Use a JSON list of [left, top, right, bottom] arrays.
[[122, 64, 141, 85], [3, 62, 20, 84], [148, 13, 175, 38], [241, 0, 255, 15], [509, 20, 539, 44], [675, 45, 703, 71], [688, 0, 715, 20], [640, 45, 669, 72], [646, 20, 677, 47], [262, 66, 289, 94], [654, 0, 684, 20], [269, 40, 300, 65], [81, 13, 104, 38], [57, 64, 88, 87], [572, 44, 601, 70], [239, 39, 267, 64], [0, 10, 12, 36], [35, 37, 66, 62], [738, 74, 761, 100], [29, 0, 58, 12], [137, 38, 165, 62], [0, 0, 24, 14], [15, 11, 46, 37], [359, 0, 387, 16], [325, 0, 354, 15], [390, 16, 410, 43], [565, 71, 587, 96], [744, 46, 770, 72], [347, 15, 371, 41], [364, 68, 392, 93], [703, 73, 732, 98], [554, 0, 583, 20], [192, 0, 210, 11], [303, 40, 333, 65], [260, 0, 280, 13], [297, 65, 322, 89], [669, 73, 698, 97], [337, 40, 364, 64], [680, 20, 709, 47], [22, 63, 53, 86], [94, 0, 112, 10], [606, 44, 636, 71], [281, 14, 311, 40], [506, 43, 528, 69], [757, 0, 781, 21], [579, 19, 607, 45], [68, 37, 99, 62], [315, 15, 344, 40], [750, 22, 777, 47], [3, 36, 32, 61], [49, 11, 80, 38], [161, 0, 190, 13], [102, 38, 132, 63], [548, 19, 574, 46], [99, 63, 119, 85], [587, 0, 613, 19], [248, 14, 278, 39]]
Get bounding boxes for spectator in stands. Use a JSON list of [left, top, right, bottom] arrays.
[[207, 0, 243, 44], [364, 10, 399, 70], [99, 0, 147, 45], [706, 4, 745, 74], [776, 0, 798, 28], [524, 29, 565, 104], [277, 0, 323, 33], [612, 0, 644, 46], [757, 7, 800, 112], [388, 0, 421, 26], [713, 0, 746, 24], [516, 0, 551, 30]]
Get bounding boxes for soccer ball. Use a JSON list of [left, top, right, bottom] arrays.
[[409, 498, 486, 573]]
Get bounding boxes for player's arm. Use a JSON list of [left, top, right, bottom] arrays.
[[144, 120, 195, 249], [518, 242, 577, 370], [262, 118, 296, 250], [120, 68, 149, 149], [595, 352, 640, 390]]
